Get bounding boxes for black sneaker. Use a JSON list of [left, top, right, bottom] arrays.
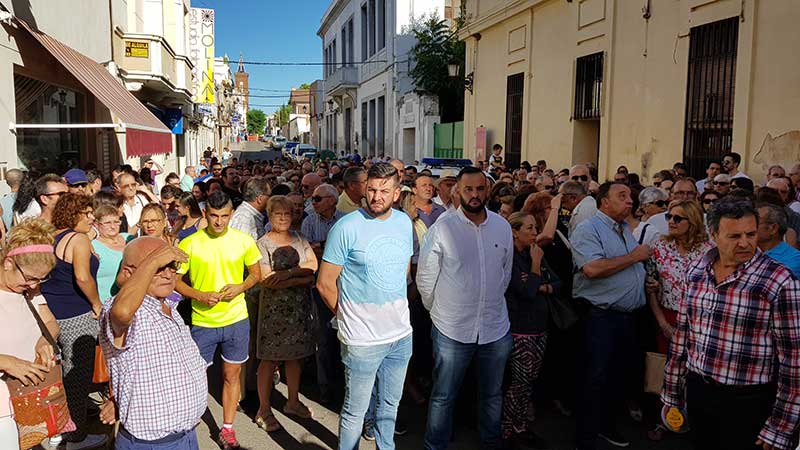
[[394, 419, 408, 436], [362, 420, 376, 441], [598, 429, 630, 448]]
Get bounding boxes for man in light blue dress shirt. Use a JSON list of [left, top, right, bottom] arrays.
[[570, 182, 650, 450]]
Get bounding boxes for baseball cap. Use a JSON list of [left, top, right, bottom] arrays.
[[64, 168, 88, 186]]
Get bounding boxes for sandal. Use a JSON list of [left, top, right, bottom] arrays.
[[284, 402, 313, 419], [254, 414, 281, 432]]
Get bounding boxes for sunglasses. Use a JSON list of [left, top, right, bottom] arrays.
[[702, 198, 717, 204], [571, 175, 589, 182], [665, 213, 688, 224], [713, 181, 730, 186], [156, 261, 181, 274], [311, 195, 330, 203], [647, 200, 668, 208]]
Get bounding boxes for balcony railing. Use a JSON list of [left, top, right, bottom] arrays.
[[326, 66, 359, 96]]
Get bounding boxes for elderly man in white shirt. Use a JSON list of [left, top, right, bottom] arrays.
[[568, 164, 598, 235], [417, 166, 514, 450]]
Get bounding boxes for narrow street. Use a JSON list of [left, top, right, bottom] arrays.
[[195, 378, 691, 450]]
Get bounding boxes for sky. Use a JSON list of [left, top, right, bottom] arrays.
[[193, 0, 331, 114]]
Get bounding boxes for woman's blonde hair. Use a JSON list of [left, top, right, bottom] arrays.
[[398, 190, 419, 221], [94, 205, 120, 222], [507, 211, 535, 231], [140, 204, 167, 237], [267, 195, 293, 218], [3, 218, 56, 272], [662, 200, 708, 250]]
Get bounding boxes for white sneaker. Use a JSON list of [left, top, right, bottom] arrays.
[[65, 434, 108, 450]]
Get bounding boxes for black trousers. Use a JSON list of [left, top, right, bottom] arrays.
[[686, 371, 775, 450]]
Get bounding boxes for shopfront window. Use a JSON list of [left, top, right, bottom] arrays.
[[15, 74, 84, 173]]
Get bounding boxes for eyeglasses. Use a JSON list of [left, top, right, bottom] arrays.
[[542, 185, 555, 190], [647, 200, 668, 208], [311, 195, 332, 203], [665, 213, 688, 224], [12, 258, 50, 286], [81, 209, 94, 218], [702, 198, 718, 204], [571, 175, 589, 182], [98, 220, 121, 226], [713, 181, 730, 186]]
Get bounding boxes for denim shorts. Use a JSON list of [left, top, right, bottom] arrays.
[[191, 318, 250, 365]]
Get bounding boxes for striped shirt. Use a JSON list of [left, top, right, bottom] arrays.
[[99, 295, 207, 441], [301, 209, 345, 243], [662, 248, 800, 449]]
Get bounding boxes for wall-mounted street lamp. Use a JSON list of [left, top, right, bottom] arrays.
[[448, 63, 474, 94]]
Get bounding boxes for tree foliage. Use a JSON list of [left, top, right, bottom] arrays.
[[409, 16, 465, 122], [275, 103, 292, 127], [247, 109, 267, 135], [299, 83, 312, 90]]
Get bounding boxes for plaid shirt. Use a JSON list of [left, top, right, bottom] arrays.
[[662, 248, 800, 449], [100, 294, 208, 441]]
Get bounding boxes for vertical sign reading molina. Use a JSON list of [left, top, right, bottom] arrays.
[[188, 8, 215, 105]]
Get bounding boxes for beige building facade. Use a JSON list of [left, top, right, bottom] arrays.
[[459, 0, 800, 182]]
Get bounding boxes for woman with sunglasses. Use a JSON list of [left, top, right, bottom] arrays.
[[40, 193, 107, 449], [646, 200, 713, 441], [91, 205, 131, 304], [0, 219, 61, 449], [634, 187, 669, 245]]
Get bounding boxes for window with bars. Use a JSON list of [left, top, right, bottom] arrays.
[[682, 17, 739, 178], [573, 52, 603, 120], [504, 73, 524, 170]]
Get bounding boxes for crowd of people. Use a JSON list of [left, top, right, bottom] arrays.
[[1, 144, 800, 450]]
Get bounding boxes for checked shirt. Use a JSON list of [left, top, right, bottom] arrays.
[[662, 247, 800, 449]]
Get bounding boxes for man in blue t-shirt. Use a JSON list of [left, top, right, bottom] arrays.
[[317, 163, 413, 450], [757, 203, 800, 277]]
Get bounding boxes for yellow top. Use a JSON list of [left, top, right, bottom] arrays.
[[177, 228, 262, 328], [336, 192, 365, 214]]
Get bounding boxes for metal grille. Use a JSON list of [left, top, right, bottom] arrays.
[[683, 17, 739, 179], [574, 52, 603, 120], [504, 73, 524, 170]]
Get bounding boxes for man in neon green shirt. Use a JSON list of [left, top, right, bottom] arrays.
[[176, 191, 261, 450]]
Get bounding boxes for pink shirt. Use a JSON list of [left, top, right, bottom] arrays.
[[0, 292, 47, 418]]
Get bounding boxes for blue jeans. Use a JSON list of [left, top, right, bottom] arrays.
[[115, 428, 198, 450], [424, 326, 512, 450], [338, 334, 412, 450]]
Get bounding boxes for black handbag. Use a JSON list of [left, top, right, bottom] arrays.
[[545, 293, 579, 330]]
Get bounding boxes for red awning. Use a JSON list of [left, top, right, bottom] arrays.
[[16, 19, 172, 158]]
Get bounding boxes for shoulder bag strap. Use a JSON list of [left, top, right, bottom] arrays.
[[555, 229, 572, 252], [22, 292, 60, 357], [638, 223, 650, 245]]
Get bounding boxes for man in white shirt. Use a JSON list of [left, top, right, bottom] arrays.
[[417, 166, 514, 450], [722, 152, 749, 179], [568, 164, 598, 235], [696, 162, 722, 192], [115, 173, 149, 235]]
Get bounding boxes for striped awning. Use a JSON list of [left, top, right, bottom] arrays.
[[16, 19, 172, 158]]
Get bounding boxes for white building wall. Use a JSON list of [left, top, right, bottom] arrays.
[[319, 0, 447, 160]]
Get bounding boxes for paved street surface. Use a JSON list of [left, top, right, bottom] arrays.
[[195, 382, 691, 450]]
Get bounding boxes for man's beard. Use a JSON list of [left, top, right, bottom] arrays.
[[368, 201, 393, 217], [460, 196, 486, 214]]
